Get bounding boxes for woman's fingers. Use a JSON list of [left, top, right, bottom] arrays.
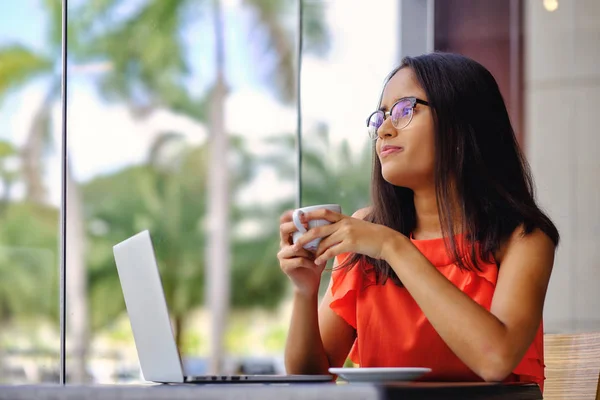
[[279, 257, 317, 273], [279, 221, 299, 245], [277, 244, 314, 261], [291, 220, 341, 251], [302, 208, 344, 224], [315, 242, 345, 266], [280, 210, 294, 223], [278, 245, 319, 275], [313, 231, 343, 260], [280, 210, 310, 246]]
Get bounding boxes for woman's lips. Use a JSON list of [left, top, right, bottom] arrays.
[[380, 146, 404, 157]]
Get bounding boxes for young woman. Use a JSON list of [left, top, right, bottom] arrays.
[[277, 52, 558, 390]]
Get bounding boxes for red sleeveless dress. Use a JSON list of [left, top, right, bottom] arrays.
[[330, 234, 544, 391]]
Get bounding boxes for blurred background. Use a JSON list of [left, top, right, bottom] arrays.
[[0, 0, 597, 384]]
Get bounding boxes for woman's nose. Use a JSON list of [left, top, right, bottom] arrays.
[[377, 117, 397, 140]]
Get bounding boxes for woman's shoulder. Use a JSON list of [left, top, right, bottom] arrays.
[[494, 224, 556, 265]]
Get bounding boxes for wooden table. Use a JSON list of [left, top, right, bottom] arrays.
[[0, 382, 542, 400]]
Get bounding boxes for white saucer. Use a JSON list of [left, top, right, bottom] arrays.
[[328, 367, 432, 383]]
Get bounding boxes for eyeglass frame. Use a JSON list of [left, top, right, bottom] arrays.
[[366, 96, 430, 140]]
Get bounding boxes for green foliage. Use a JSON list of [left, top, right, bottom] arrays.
[[241, 0, 330, 103], [42, 0, 64, 52], [71, 0, 332, 339], [76, 0, 330, 112], [81, 126, 372, 332], [265, 128, 373, 215], [74, 0, 192, 111], [263, 325, 287, 352], [230, 236, 286, 310], [83, 135, 285, 331], [0, 143, 58, 325], [0, 0, 336, 351], [0, 46, 52, 104], [84, 162, 205, 330], [0, 203, 59, 324], [181, 329, 204, 354], [0, 141, 16, 159], [0, 0, 79, 106]]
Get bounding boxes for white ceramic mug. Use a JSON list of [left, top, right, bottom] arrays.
[[291, 204, 342, 252]]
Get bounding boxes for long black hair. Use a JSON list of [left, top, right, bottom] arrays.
[[341, 52, 559, 285]]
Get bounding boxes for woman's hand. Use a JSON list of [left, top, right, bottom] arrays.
[[292, 208, 406, 266], [277, 210, 326, 297]]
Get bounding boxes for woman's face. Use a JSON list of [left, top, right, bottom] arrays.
[[375, 67, 436, 189]]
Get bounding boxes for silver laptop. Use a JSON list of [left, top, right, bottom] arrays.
[[113, 230, 333, 384]]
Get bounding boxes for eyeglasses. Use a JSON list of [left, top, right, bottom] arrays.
[[366, 96, 430, 140]]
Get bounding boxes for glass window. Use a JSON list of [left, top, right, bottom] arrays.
[[0, 0, 61, 384], [64, 0, 321, 383]]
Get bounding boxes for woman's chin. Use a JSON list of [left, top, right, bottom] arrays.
[[381, 170, 430, 189], [381, 172, 411, 188]]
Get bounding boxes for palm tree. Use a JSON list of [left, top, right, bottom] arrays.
[[76, 0, 329, 373], [82, 132, 277, 345], [207, 1, 328, 371], [207, 0, 229, 375], [0, 42, 54, 203], [0, 0, 92, 383]]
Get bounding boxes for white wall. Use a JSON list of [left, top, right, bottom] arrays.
[[525, 0, 600, 333]]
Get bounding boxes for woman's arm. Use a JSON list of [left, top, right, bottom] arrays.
[[383, 226, 555, 381], [284, 261, 356, 374]]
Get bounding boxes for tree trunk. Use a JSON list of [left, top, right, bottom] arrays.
[[207, 0, 230, 375], [20, 79, 90, 381], [65, 166, 90, 383], [21, 83, 57, 204]]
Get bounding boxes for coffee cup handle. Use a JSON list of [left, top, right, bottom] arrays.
[[292, 210, 307, 233]]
